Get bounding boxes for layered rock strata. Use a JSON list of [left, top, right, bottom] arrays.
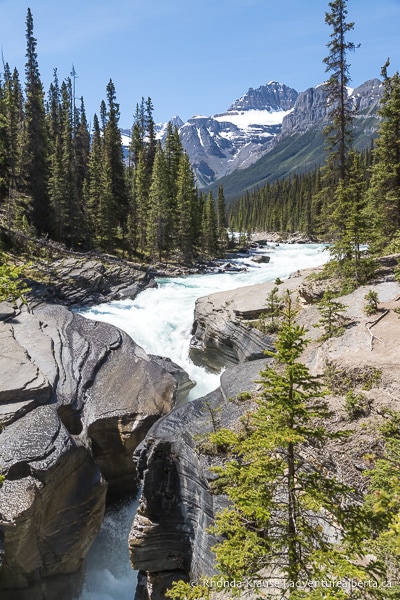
[[129, 360, 268, 600], [0, 300, 184, 595], [27, 255, 156, 306], [130, 263, 400, 600]]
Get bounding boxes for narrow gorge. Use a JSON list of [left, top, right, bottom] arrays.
[[3, 245, 399, 600]]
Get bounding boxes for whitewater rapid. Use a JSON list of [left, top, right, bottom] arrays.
[[81, 243, 328, 400], [76, 243, 328, 600]]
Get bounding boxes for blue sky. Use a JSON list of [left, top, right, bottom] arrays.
[[0, 0, 399, 128]]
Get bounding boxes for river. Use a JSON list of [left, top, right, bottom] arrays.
[[76, 242, 328, 600]]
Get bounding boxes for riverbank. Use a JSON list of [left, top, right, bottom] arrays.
[[129, 255, 400, 599]]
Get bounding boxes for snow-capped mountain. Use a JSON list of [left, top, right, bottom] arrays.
[[121, 78, 383, 189], [178, 82, 298, 187]]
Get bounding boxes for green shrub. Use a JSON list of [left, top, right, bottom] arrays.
[[364, 290, 379, 315], [344, 390, 372, 420]]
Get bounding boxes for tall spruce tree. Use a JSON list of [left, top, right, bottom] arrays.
[[134, 149, 150, 254], [147, 143, 168, 261], [164, 122, 184, 250], [86, 113, 103, 248], [168, 294, 383, 600], [313, 0, 358, 241], [323, 0, 358, 182], [2, 64, 24, 200], [318, 0, 370, 284], [202, 192, 218, 255], [0, 74, 10, 201], [329, 150, 371, 284], [366, 60, 400, 252], [176, 151, 197, 259], [22, 8, 51, 234], [104, 79, 127, 246], [74, 97, 91, 223], [217, 184, 228, 251]]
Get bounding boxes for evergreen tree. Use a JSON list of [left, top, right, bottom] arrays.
[[168, 294, 382, 600], [323, 0, 358, 182], [312, 0, 359, 242], [164, 122, 184, 249], [176, 151, 197, 259], [314, 287, 347, 340], [134, 149, 149, 254], [217, 185, 228, 251], [0, 75, 10, 201], [86, 113, 103, 248], [147, 143, 168, 261], [104, 79, 128, 244], [144, 96, 156, 178], [74, 97, 90, 220], [1, 64, 24, 200], [202, 192, 218, 255], [22, 8, 51, 234], [130, 98, 146, 168], [329, 150, 371, 284], [48, 78, 80, 246], [366, 60, 400, 252]]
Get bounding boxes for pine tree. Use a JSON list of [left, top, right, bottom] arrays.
[[0, 75, 10, 201], [1, 64, 24, 201], [144, 96, 156, 179], [217, 185, 228, 251], [147, 143, 168, 261], [323, 0, 358, 182], [176, 151, 197, 259], [168, 294, 383, 600], [329, 151, 371, 284], [48, 78, 80, 246], [22, 8, 51, 234], [314, 287, 347, 340], [86, 113, 103, 248], [74, 97, 91, 227], [103, 79, 127, 247], [130, 98, 146, 168], [366, 60, 400, 252], [164, 122, 184, 249], [202, 192, 218, 255], [134, 149, 149, 254]]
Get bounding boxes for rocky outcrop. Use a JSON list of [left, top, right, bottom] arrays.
[[131, 263, 400, 600], [129, 360, 268, 600], [188, 274, 324, 369], [0, 406, 106, 592], [0, 300, 185, 594], [280, 79, 382, 137], [27, 255, 156, 307], [189, 287, 275, 369]]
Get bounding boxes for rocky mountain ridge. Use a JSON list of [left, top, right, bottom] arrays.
[[122, 78, 383, 189]]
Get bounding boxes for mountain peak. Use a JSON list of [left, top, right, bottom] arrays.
[[229, 81, 298, 113]]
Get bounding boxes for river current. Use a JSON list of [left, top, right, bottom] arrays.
[[76, 243, 328, 600]]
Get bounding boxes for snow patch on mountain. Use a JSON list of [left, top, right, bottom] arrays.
[[214, 107, 293, 129]]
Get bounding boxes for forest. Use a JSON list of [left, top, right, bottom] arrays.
[[1, 7, 399, 280], [0, 9, 228, 264]]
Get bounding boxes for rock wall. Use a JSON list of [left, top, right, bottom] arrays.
[[190, 289, 274, 369], [0, 300, 186, 595], [27, 255, 156, 306], [129, 265, 400, 600], [129, 360, 268, 600]]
